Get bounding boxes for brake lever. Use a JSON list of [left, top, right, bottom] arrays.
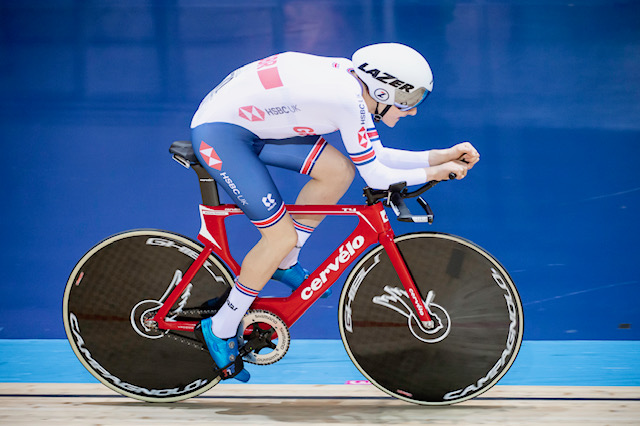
[[416, 197, 434, 223]]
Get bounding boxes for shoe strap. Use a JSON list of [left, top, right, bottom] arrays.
[[215, 356, 246, 380]]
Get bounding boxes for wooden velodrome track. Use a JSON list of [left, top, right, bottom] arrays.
[[1, 383, 638, 425]]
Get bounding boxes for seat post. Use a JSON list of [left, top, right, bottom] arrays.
[[169, 140, 221, 207], [192, 164, 220, 206]]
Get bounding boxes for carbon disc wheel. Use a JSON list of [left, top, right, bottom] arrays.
[[63, 230, 234, 402], [339, 232, 523, 405]]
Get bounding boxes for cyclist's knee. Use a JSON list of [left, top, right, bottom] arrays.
[[260, 219, 297, 253], [342, 158, 356, 185], [314, 150, 355, 188], [331, 156, 355, 191]]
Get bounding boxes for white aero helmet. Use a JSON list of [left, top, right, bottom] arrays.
[[352, 43, 433, 116]]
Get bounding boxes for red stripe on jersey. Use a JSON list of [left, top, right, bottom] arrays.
[[300, 137, 327, 175], [258, 67, 283, 90], [251, 203, 286, 228], [350, 150, 376, 163]]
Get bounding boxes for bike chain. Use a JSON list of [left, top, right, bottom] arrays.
[[165, 331, 208, 352], [146, 309, 290, 365], [174, 308, 218, 318], [144, 308, 217, 352]]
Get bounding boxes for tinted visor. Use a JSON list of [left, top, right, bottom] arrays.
[[394, 87, 430, 111]]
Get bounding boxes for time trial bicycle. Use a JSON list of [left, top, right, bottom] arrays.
[[63, 140, 523, 405]]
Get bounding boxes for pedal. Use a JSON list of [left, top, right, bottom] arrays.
[[195, 323, 248, 381]]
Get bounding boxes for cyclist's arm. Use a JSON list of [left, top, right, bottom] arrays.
[[339, 124, 472, 186], [371, 139, 479, 170], [354, 157, 428, 189], [337, 105, 428, 189], [369, 138, 431, 169], [357, 142, 469, 185]]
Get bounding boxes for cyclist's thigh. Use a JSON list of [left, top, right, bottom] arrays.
[[258, 135, 328, 176], [260, 136, 353, 182], [191, 122, 286, 228], [306, 143, 355, 182]]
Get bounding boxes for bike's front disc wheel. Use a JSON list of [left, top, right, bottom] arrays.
[[338, 232, 523, 405], [63, 230, 234, 402]]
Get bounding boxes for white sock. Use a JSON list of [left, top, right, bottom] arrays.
[[278, 220, 314, 269], [211, 279, 259, 338]]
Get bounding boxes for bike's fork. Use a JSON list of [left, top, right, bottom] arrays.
[[379, 233, 435, 328]]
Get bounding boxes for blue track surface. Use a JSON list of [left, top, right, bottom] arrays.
[[1, 340, 638, 386]]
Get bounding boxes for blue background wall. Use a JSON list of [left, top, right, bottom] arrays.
[[1, 0, 638, 341]]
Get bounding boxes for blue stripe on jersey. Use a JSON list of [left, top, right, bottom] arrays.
[[349, 146, 377, 166], [366, 127, 380, 142]]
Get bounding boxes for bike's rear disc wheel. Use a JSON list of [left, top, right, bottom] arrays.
[[339, 232, 523, 405], [63, 230, 234, 402]]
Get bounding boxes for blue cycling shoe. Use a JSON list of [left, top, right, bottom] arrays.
[[272, 263, 332, 298], [197, 317, 250, 382]]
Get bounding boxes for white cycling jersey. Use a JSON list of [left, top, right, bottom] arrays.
[[191, 52, 429, 189]]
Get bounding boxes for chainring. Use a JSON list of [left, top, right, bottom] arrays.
[[238, 310, 290, 365]]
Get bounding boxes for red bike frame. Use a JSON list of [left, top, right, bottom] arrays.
[[152, 202, 433, 331]]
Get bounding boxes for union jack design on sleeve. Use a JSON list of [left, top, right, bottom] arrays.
[[349, 146, 376, 166], [366, 127, 380, 142]]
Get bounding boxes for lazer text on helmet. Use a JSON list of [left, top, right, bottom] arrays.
[[357, 63, 415, 92]]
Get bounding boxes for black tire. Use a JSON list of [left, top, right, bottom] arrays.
[[63, 230, 234, 402], [338, 232, 523, 405]]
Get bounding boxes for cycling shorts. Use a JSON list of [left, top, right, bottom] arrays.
[[191, 122, 327, 228]]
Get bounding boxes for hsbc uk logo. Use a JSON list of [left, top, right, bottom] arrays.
[[265, 105, 300, 116], [199, 141, 222, 170], [239, 105, 265, 122], [357, 127, 370, 148]]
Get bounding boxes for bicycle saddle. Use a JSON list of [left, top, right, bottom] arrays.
[[169, 140, 199, 165]]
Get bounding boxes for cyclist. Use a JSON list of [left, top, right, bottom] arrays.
[[191, 43, 480, 381]]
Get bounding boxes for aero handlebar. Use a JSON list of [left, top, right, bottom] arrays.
[[363, 173, 456, 223]]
